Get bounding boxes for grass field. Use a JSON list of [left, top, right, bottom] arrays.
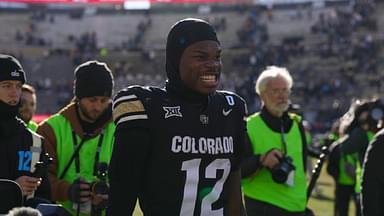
[[132, 163, 355, 216], [307, 167, 338, 216], [308, 164, 356, 216]]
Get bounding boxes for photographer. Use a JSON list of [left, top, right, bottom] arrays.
[[336, 98, 384, 215], [18, 84, 38, 131], [37, 61, 115, 216], [339, 99, 383, 165], [0, 54, 51, 213], [241, 66, 308, 216]]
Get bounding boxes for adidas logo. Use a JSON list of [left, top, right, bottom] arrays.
[[10, 70, 20, 77]]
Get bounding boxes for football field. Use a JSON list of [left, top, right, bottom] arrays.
[[307, 165, 356, 216]]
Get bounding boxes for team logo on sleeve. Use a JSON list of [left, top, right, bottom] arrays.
[[163, 106, 182, 118]]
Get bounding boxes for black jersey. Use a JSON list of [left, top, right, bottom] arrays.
[[109, 86, 247, 216]]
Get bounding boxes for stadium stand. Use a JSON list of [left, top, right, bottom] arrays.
[[0, 0, 382, 133]]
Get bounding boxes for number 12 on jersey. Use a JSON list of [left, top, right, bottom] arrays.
[[180, 158, 231, 216]]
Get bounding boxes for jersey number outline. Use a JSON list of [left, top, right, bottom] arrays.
[[225, 96, 235, 106], [180, 158, 230, 216], [18, 151, 32, 171]]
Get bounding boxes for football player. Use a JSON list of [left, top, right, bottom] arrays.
[[108, 18, 247, 215]]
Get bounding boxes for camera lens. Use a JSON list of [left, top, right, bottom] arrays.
[[271, 156, 295, 184], [91, 181, 109, 195], [272, 168, 289, 183]]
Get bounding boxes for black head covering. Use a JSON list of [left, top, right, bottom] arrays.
[[0, 54, 26, 84], [74, 60, 114, 99], [165, 18, 219, 101], [0, 54, 26, 121]]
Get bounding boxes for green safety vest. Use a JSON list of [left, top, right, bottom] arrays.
[[46, 114, 115, 216], [242, 113, 307, 212], [354, 131, 374, 193], [338, 153, 357, 185], [305, 131, 312, 146], [27, 120, 38, 132], [330, 131, 355, 186]]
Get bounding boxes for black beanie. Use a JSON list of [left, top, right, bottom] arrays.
[[165, 18, 219, 85], [0, 54, 26, 84], [74, 60, 114, 99]]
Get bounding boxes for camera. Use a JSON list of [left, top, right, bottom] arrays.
[[33, 153, 52, 178], [271, 156, 295, 184], [89, 162, 109, 213], [90, 162, 109, 195]]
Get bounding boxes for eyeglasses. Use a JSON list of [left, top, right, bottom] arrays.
[[267, 88, 291, 96]]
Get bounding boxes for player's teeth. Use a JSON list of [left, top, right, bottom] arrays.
[[201, 75, 216, 81]]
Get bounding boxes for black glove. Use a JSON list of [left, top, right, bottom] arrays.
[[68, 179, 91, 203]]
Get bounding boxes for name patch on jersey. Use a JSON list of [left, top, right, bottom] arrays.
[[171, 136, 233, 155], [163, 106, 182, 119]]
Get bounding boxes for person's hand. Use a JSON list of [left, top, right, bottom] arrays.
[[92, 193, 108, 206], [68, 178, 92, 203], [260, 149, 283, 169], [15, 176, 42, 196]]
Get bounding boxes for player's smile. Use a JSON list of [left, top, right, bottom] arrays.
[[199, 74, 219, 88], [180, 40, 222, 95]]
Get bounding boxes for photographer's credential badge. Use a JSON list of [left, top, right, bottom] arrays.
[[286, 170, 295, 187]]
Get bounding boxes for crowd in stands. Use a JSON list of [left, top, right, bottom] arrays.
[[0, 0, 382, 133], [230, 0, 383, 132]]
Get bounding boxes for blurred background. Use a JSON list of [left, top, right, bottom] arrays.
[[0, 1, 381, 214], [1, 0, 382, 136]]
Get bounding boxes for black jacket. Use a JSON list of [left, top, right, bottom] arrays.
[[361, 128, 384, 216], [0, 117, 51, 203]]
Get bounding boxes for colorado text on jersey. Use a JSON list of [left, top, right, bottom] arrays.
[[171, 135, 234, 155]]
